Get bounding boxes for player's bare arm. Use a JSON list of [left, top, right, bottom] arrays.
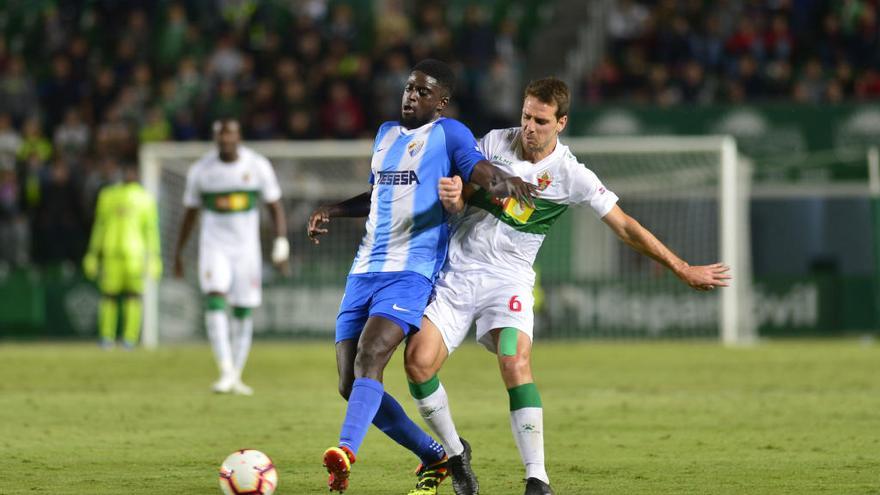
[[469, 160, 537, 208], [173, 207, 200, 278], [601, 204, 731, 291], [266, 200, 289, 274], [307, 191, 371, 244]]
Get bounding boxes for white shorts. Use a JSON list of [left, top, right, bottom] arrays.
[[198, 247, 262, 308], [424, 270, 534, 354]]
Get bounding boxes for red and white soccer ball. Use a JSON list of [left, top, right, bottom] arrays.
[[218, 449, 278, 495]]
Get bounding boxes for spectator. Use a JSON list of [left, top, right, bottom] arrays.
[[320, 80, 365, 139], [0, 162, 27, 265], [608, 0, 651, 52], [156, 3, 190, 74], [139, 107, 172, 143], [90, 67, 119, 124], [794, 58, 826, 103], [325, 4, 358, 44], [0, 113, 22, 165], [17, 118, 53, 164], [375, 0, 411, 53], [0, 56, 40, 124], [208, 79, 244, 124], [54, 109, 91, 161], [207, 34, 244, 82], [373, 51, 411, 123], [245, 79, 281, 139], [457, 5, 495, 69], [480, 57, 521, 129], [32, 156, 85, 265]]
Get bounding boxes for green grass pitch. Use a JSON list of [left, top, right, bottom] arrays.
[[1, 340, 879, 494]]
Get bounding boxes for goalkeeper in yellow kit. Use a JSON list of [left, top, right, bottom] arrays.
[[83, 165, 162, 349]]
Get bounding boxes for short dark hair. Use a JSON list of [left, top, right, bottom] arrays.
[[412, 59, 456, 95], [524, 78, 570, 119]]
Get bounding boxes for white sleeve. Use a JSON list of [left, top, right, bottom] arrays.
[[259, 156, 282, 203], [477, 128, 505, 164], [568, 162, 619, 218], [182, 164, 200, 208]]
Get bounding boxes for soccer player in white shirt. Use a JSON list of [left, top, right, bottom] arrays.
[[404, 78, 732, 495], [173, 119, 289, 395]]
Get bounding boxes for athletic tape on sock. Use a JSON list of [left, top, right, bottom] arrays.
[[500, 327, 519, 356]]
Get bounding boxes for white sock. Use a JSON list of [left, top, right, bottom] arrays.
[[511, 407, 549, 484], [205, 310, 234, 377], [413, 382, 465, 456], [231, 316, 253, 376]]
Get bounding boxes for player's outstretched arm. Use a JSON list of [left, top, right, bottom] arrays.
[[601, 205, 731, 291], [469, 160, 537, 207], [173, 207, 199, 278], [307, 191, 371, 244]]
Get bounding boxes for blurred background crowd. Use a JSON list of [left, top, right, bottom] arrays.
[[584, 0, 880, 105], [0, 0, 878, 270]]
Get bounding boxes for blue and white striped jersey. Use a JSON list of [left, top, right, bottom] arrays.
[[350, 117, 484, 280]]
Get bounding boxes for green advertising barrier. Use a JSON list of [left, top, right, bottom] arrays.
[[0, 265, 99, 338], [569, 103, 880, 182], [2, 267, 876, 340]]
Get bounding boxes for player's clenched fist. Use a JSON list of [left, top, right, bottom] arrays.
[[438, 176, 463, 214]]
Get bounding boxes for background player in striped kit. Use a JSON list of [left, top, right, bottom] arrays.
[[173, 119, 289, 395], [404, 78, 732, 495], [307, 59, 536, 494]]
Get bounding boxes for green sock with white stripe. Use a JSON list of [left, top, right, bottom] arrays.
[[508, 383, 549, 484]]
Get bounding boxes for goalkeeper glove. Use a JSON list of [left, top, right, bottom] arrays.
[[271, 236, 289, 265], [82, 253, 99, 280]]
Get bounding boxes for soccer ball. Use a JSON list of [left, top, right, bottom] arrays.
[[218, 449, 278, 495]]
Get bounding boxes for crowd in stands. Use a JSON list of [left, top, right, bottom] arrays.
[[3, 0, 876, 269], [584, 0, 880, 105], [0, 0, 530, 268]]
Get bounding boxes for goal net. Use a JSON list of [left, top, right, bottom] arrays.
[[139, 136, 753, 347]]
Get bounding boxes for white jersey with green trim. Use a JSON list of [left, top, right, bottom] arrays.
[[445, 127, 619, 285], [183, 146, 281, 255]]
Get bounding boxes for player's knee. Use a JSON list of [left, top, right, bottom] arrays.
[[499, 353, 532, 382], [354, 341, 391, 376], [403, 354, 434, 383]]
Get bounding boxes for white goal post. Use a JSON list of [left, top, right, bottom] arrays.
[[139, 135, 753, 348]]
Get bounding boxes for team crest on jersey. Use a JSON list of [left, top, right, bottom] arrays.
[[537, 171, 553, 191], [407, 140, 424, 157], [242, 172, 251, 183]]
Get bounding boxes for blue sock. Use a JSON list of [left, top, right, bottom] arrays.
[[339, 377, 385, 454], [373, 392, 446, 466]]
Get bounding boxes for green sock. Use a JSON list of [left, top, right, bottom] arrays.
[[122, 297, 143, 347], [99, 296, 119, 343]]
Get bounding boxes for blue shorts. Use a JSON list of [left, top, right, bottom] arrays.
[[335, 271, 433, 343]]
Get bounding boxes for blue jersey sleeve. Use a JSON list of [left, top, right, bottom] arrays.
[[439, 119, 484, 183]]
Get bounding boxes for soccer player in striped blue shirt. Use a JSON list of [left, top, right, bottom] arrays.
[[308, 59, 535, 494]]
